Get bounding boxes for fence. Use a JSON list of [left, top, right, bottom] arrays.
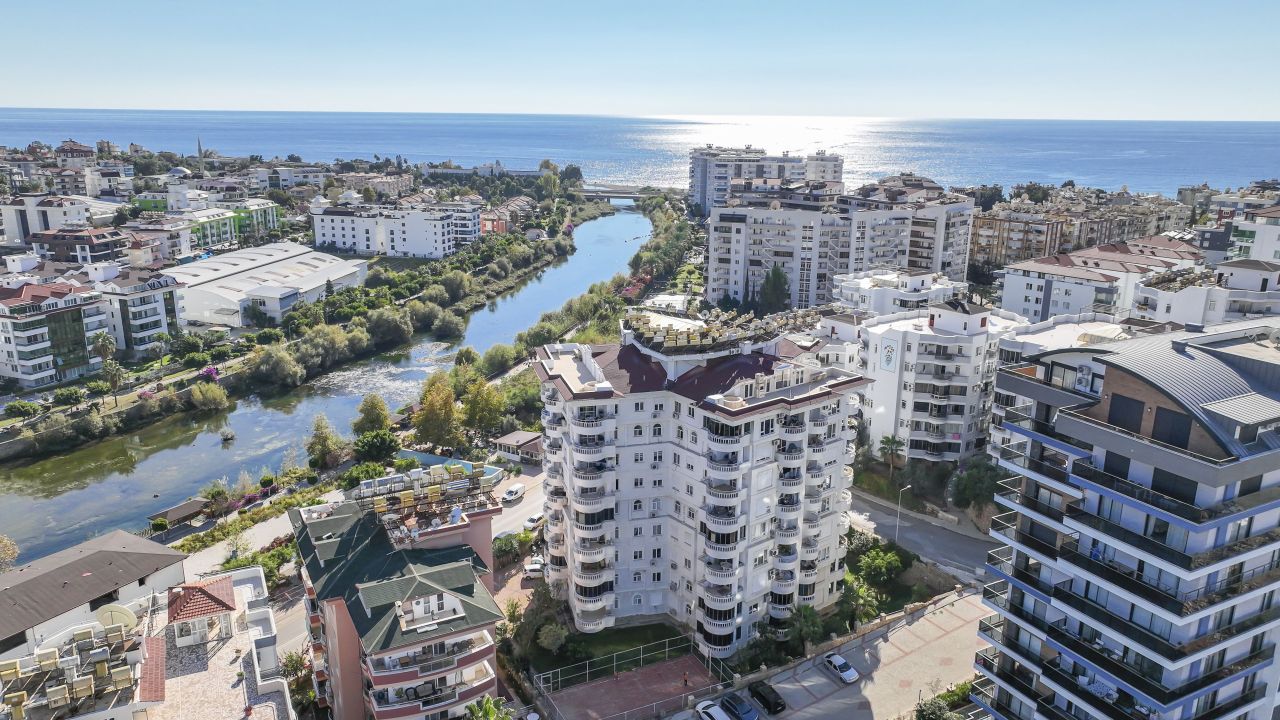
[[595, 679, 729, 720], [535, 635, 696, 694]]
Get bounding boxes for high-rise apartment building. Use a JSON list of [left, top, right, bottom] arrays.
[[311, 197, 481, 258], [833, 268, 967, 315], [534, 308, 864, 658], [688, 145, 843, 216], [975, 319, 1280, 720]]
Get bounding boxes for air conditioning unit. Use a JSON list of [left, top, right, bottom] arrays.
[[670, 562, 678, 570], [650, 463, 660, 469]]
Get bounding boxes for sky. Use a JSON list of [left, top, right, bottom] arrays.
[[6, 1, 1280, 120]]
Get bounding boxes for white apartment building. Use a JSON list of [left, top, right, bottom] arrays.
[[688, 145, 843, 216], [337, 172, 414, 196], [833, 267, 967, 315], [705, 206, 850, 309], [311, 197, 481, 258], [1230, 205, 1280, 261], [534, 308, 864, 658], [248, 166, 331, 191], [0, 194, 120, 244], [0, 281, 108, 388], [1000, 237, 1202, 322], [838, 175, 975, 280], [845, 300, 1028, 463], [1130, 259, 1280, 326]]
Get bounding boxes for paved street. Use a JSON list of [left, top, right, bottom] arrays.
[[848, 492, 996, 582], [673, 591, 987, 720], [490, 466, 548, 539]]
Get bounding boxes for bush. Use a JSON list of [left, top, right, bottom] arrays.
[[340, 461, 387, 489], [209, 345, 233, 362], [857, 546, 904, 587], [392, 457, 420, 473], [433, 312, 465, 339], [255, 327, 285, 344], [85, 380, 112, 396], [53, 387, 85, 405], [150, 517, 169, 533], [187, 382, 230, 411], [537, 622, 568, 654], [354, 429, 401, 462], [5, 400, 42, 418], [260, 476, 276, 489], [249, 344, 306, 388], [182, 352, 212, 369]]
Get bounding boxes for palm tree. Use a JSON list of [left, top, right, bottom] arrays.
[[783, 604, 824, 654], [839, 578, 882, 632], [463, 696, 513, 720], [90, 332, 117, 363], [101, 360, 126, 407], [879, 434, 906, 485]]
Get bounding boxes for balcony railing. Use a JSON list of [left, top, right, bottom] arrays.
[[996, 477, 1068, 522], [1070, 460, 1204, 522], [990, 513, 1060, 558], [996, 445, 1070, 484], [1003, 406, 1092, 452]]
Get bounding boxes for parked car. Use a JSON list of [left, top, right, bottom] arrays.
[[523, 557, 545, 579], [718, 692, 759, 720], [747, 681, 786, 715], [523, 512, 545, 531], [822, 652, 860, 683], [501, 483, 526, 503], [694, 701, 734, 720]]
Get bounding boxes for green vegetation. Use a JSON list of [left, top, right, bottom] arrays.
[[353, 428, 401, 462], [952, 456, 1004, 510], [352, 394, 391, 435], [52, 387, 85, 406], [221, 536, 297, 587], [173, 467, 322, 554], [5, 400, 41, 418]]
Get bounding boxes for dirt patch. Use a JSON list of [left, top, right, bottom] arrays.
[[901, 562, 963, 594]]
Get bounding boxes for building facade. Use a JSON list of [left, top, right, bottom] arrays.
[[535, 308, 863, 658], [833, 268, 968, 315], [976, 318, 1280, 720], [1131, 260, 1280, 326], [688, 145, 843, 216], [311, 197, 481, 258], [1, 194, 119, 244], [28, 226, 131, 264], [0, 281, 108, 388]]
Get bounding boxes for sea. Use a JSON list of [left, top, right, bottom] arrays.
[[1, 109, 1278, 196]]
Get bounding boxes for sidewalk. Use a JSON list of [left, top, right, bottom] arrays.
[[847, 484, 990, 542], [180, 488, 345, 581]]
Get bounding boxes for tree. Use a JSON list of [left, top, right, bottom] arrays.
[[560, 164, 583, 184], [440, 271, 470, 303], [306, 415, 347, 469], [858, 546, 904, 587], [784, 604, 825, 651], [454, 346, 480, 366], [354, 429, 400, 463], [462, 380, 504, 435], [5, 400, 41, 418], [361, 186, 376, 203], [538, 159, 560, 174], [353, 394, 391, 435], [537, 622, 569, 654], [464, 696, 514, 720], [285, 154, 302, 163], [415, 373, 458, 446], [878, 434, 906, 485], [249, 344, 306, 388], [53, 387, 86, 406], [837, 577, 881, 631], [433, 311, 465, 339], [188, 382, 230, 411], [100, 360, 127, 406], [280, 650, 308, 682], [757, 264, 790, 315], [916, 697, 961, 720], [0, 533, 17, 570], [366, 307, 413, 347], [90, 331, 117, 362]]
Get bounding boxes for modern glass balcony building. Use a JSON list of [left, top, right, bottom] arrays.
[[976, 318, 1280, 720]]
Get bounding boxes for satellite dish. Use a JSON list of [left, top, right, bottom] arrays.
[[95, 604, 138, 632]]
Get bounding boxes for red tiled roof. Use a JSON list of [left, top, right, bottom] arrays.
[[167, 576, 235, 623], [138, 636, 166, 703], [0, 282, 89, 308]]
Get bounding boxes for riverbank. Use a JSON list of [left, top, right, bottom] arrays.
[[0, 205, 651, 562], [0, 201, 615, 465]]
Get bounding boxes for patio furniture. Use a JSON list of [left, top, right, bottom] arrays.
[[110, 666, 132, 691], [46, 684, 70, 708], [72, 628, 94, 644], [0, 660, 19, 682], [71, 676, 94, 700], [104, 624, 126, 644], [37, 649, 58, 671]]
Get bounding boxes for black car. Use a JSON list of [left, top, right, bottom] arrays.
[[748, 680, 786, 715]]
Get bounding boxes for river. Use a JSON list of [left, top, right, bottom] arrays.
[[0, 203, 652, 562]]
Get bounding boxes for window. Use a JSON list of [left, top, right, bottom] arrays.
[[652, 548, 662, 559], [0, 632, 24, 654], [633, 550, 643, 560], [652, 451, 663, 462], [633, 425, 643, 437], [634, 452, 644, 463], [632, 500, 643, 511], [653, 478, 663, 488], [654, 403, 664, 412], [653, 525, 663, 536], [633, 572, 642, 583], [652, 424, 663, 437], [634, 402, 645, 412], [633, 527, 643, 537], [633, 594, 643, 606], [634, 478, 644, 488], [652, 572, 662, 582], [674, 501, 682, 514], [651, 499, 661, 510], [687, 508, 696, 520]]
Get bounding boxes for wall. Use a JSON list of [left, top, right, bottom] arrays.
[[1082, 366, 1229, 460]]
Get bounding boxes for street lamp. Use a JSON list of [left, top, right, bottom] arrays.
[[895, 485, 913, 546]]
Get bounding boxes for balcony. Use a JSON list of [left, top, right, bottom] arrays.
[[703, 558, 740, 581], [1002, 405, 1092, 454], [571, 440, 614, 457], [704, 538, 741, 557], [1067, 505, 1280, 571], [708, 432, 746, 446], [573, 564, 613, 584], [779, 471, 803, 489], [702, 507, 739, 527], [990, 512, 1060, 559], [706, 482, 742, 500], [1076, 459, 1280, 524], [570, 412, 615, 429], [366, 632, 492, 679], [995, 477, 1069, 523], [700, 582, 736, 609], [574, 539, 609, 561], [777, 499, 801, 516], [775, 526, 801, 540], [573, 592, 613, 611], [994, 445, 1071, 487]]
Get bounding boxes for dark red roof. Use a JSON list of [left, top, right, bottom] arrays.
[[0, 282, 89, 308], [167, 576, 235, 622], [669, 352, 777, 401]]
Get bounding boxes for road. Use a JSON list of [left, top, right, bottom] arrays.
[[490, 467, 548, 539], [847, 492, 996, 583], [673, 592, 988, 720]]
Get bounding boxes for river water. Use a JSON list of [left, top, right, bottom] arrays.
[[0, 204, 652, 562]]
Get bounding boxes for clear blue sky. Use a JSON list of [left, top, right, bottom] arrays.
[[7, 0, 1278, 120]]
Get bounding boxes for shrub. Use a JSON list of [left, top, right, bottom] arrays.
[[392, 457, 420, 473], [53, 387, 85, 405], [259, 476, 276, 489], [151, 517, 169, 533], [255, 327, 285, 344], [858, 546, 904, 587], [354, 429, 400, 462], [537, 622, 568, 654], [340, 461, 387, 489], [433, 312, 465, 339], [182, 352, 212, 368], [209, 345, 233, 362], [5, 400, 42, 418], [85, 380, 112, 396], [188, 382, 230, 411]]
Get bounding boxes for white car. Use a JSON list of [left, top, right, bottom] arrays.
[[694, 701, 734, 720], [501, 483, 526, 503], [523, 557, 545, 579], [822, 652, 860, 683], [523, 512, 545, 531]]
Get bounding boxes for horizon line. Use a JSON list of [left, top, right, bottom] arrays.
[[1, 106, 1278, 124]]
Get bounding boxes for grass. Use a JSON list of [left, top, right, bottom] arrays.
[[851, 463, 927, 512], [526, 622, 685, 673]]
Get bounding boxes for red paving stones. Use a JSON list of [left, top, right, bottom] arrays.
[[549, 654, 716, 720]]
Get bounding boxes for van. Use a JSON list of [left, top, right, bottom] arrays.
[[501, 484, 526, 503]]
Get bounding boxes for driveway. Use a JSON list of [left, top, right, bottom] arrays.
[[671, 591, 987, 720], [490, 465, 547, 539]]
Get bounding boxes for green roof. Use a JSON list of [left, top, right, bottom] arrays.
[[291, 502, 500, 653]]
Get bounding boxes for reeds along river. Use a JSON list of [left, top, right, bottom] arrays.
[[0, 203, 652, 562]]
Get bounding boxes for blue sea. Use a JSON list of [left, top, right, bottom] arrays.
[[0, 109, 1277, 195]]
